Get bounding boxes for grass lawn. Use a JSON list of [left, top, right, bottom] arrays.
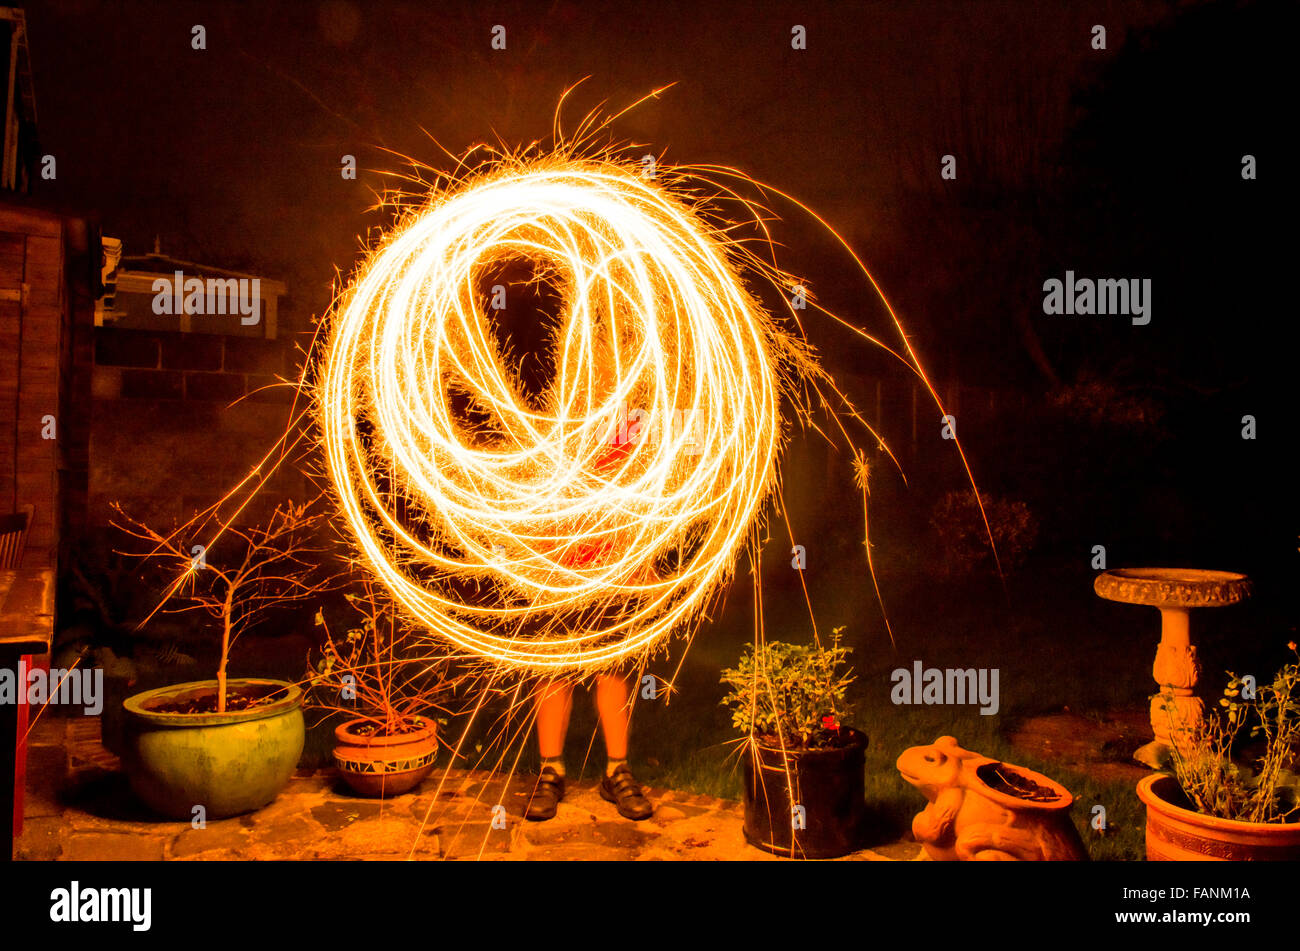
[[616, 592, 1143, 857], [604, 550, 1277, 861]]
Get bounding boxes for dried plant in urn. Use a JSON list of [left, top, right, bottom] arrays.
[[307, 580, 466, 797], [112, 496, 334, 819]]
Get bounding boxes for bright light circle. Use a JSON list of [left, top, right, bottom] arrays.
[[320, 159, 783, 673]]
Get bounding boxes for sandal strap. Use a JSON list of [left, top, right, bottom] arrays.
[[608, 769, 644, 799]]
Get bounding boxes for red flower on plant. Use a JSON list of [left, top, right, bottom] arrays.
[[822, 714, 839, 731]]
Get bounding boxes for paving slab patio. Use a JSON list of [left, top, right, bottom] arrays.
[[14, 716, 921, 861]]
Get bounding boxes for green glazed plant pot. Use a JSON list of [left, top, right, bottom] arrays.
[[122, 679, 305, 820]]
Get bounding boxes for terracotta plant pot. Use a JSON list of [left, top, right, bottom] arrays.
[[332, 716, 438, 797], [742, 728, 868, 859], [1137, 773, 1300, 861]]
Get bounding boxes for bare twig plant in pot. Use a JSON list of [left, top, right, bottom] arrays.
[[113, 497, 333, 819], [308, 582, 464, 797], [1138, 643, 1300, 860], [720, 629, 867, 858]]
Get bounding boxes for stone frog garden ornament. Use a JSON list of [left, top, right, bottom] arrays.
[[896, 736, 1088, 861]]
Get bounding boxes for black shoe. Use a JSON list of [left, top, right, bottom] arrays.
[[525, 767, 565, 821], [599, 765, 653, 821]]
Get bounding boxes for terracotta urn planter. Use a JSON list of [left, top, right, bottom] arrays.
[[896, 736, 1087, 860], [332, 716, 438, 797], [1137, 773, 1300, 861]]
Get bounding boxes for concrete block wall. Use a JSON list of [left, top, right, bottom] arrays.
[[88, 327, 310, 530]]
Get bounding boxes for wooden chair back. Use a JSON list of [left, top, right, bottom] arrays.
[[0, 505, 34, 569]]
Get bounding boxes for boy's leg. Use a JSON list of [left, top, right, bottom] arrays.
[[594, 672, 631, 762], [536, 679, 573, 760], [594, 673, 653, 820], [526, 680, 573, 821]]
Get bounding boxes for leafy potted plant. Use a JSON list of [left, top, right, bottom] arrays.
[[1137, 643, 1300, 860], [308, 582, 461, 797], [113, 498, 332, 819], [720, 629, 867, 858]]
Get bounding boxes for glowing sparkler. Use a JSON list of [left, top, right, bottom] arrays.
[[320, 155, 798, 673]]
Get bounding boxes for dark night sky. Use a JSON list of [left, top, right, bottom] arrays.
[[27, 0, 1169, 331]]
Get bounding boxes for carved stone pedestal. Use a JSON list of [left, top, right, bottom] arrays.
[[1094, 568, 1250, 769]]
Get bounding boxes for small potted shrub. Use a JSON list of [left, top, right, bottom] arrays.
[[308, 583, 461, 798], [929, 490, 1038, 579], [1137, 643, 1300, 860], [114, 498, 332, 819], [720, 630, 867, 858]]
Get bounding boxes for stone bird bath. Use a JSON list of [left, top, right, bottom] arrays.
[[1094, 567, 1251, 768]]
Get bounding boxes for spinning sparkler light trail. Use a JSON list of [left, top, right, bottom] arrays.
[[320, 153, 805, 674]]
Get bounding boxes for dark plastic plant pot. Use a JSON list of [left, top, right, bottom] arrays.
[[742, 727, 868, 859], [122, 678, 304, 820], [332, 716, 438, 797]]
